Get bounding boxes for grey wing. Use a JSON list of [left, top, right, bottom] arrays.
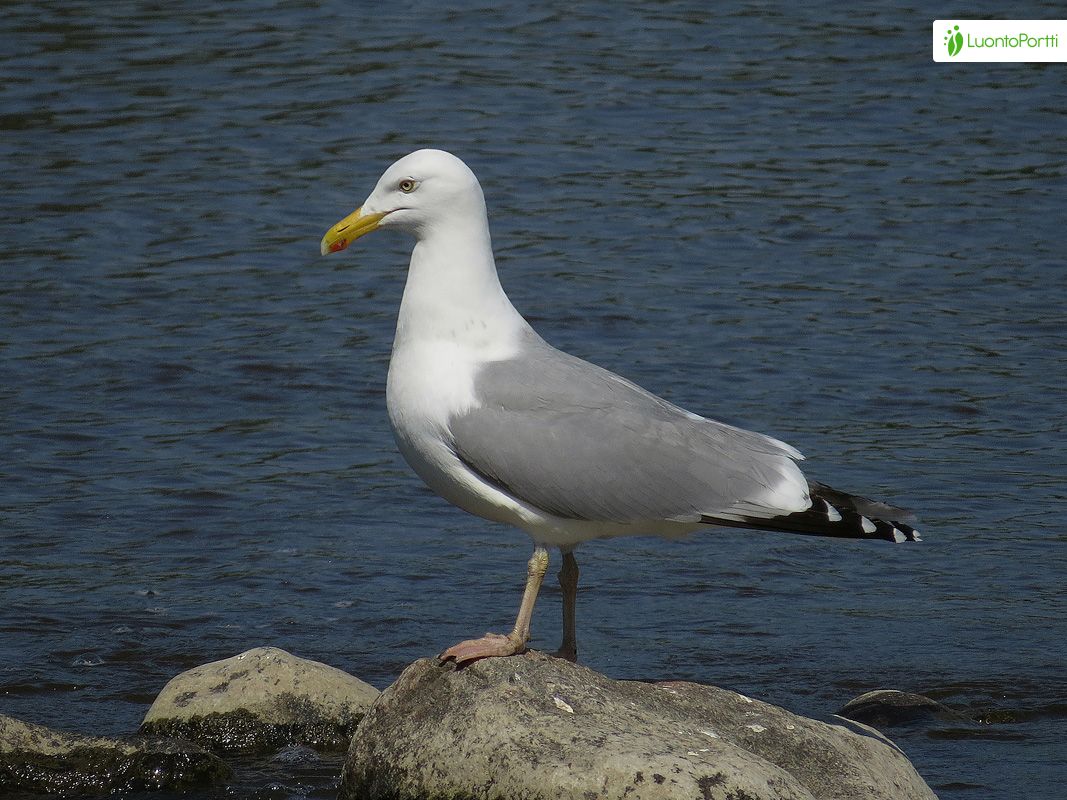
[[447, 342, 809, 524]]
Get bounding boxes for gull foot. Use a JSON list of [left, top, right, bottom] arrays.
[[440, 632, 525, 665], [550, 645, 577, 663]]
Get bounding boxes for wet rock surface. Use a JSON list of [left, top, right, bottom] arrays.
[[0, 713, 229, 796], [838, 689, 970, 728], [140, 646, 379, 754], [342, 651, 939, 800]]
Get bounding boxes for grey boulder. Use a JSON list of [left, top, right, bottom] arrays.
[[342, 652, 937, 800], [0, 713, 228, 796], [140, 646, 379, 753], [838, 689, 969, 728]]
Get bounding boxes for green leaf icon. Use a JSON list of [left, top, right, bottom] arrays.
[[945, 26, 964, 57]]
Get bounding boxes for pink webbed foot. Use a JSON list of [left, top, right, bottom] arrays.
[[440, 632, 526, 665]]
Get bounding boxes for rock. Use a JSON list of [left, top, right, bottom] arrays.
[[836, 691, 964, 733], [838, 689, 968, 728], [140, 646, 379, 754], [0, 713, 228, 796], [342, 652, 938, 800]]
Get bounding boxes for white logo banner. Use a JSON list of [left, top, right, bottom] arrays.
[[933, 20, 1067, 62]]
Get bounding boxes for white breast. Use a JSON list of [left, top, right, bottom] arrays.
[[386, 337, 530, 526], [381, 213, 605, 540]]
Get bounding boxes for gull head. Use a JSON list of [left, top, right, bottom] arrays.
[[320, 149, 485, 256]]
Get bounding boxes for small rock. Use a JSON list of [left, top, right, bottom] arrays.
[[140, 646, 379, 754], [0, 713, 228, 796], [838, 689, 968, 728], [342, 652, 938, 800]]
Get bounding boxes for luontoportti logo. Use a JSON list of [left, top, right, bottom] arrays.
[[934, 19, 1067, 62], [945, 24, 964, 56]]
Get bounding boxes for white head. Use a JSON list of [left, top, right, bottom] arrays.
[[320, 149, 486, 254]]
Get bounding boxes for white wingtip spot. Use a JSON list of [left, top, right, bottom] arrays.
[[892, 528, 906, 543], [912, 530, 922, 542], [860, 516, 877, 534], [823, 501, 842, 522]]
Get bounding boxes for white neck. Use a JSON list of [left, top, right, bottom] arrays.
[[393, 216, 530, 355]]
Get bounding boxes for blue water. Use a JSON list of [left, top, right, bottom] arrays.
[[2, 2, 1065, 798]]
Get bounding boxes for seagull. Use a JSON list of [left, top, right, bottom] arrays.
[[320, 149, 920, 665]]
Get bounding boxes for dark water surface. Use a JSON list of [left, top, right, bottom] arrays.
[[3, 2, 1065, 798]]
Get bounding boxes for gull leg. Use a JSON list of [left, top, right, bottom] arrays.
[[441, 545, 549, 665], [552, 549, 579, 662]]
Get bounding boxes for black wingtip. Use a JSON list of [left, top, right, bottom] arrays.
[[701, 482, 922, 542]]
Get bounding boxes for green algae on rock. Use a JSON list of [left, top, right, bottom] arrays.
[[0, 713, 229, 796]]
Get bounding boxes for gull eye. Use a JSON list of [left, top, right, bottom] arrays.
[[398, 178, 418, 193]]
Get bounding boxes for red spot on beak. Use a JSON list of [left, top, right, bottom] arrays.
[[329, 239, 348, 253]]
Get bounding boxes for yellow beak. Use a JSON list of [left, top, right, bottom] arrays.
[[320, 207, 387, 256]]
